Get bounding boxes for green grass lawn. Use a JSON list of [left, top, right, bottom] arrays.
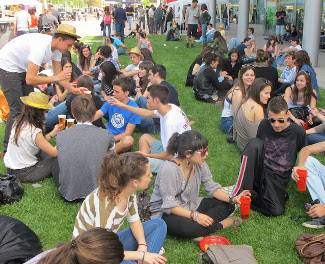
[[1, 35, 325, 263]]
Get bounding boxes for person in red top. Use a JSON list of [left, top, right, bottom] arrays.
[[28, 7, 38, 33]]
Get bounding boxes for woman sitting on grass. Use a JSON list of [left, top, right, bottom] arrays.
[[79, 44, 95, 75], [134, 61, 154, 100], [211, 31, 227, 54], [150, 130, 250, 239], [4, 92, 62, 182], [263, 35, 278, 57], [25, 228, 124, 264], [103, 36, 118, 60], [136, 31, 148, 50], [221, 65, 255, 135], [233, 78, 272, 152], [222, 48, 242, 81], [73, 152, 167, 264], [284, 70, 317, 128]]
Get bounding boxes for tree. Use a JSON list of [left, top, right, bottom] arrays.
[[141, 0, 151, 7]]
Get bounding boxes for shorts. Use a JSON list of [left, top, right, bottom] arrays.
[[276, 25, 285, 36], [187, 24, 198, 37], [150, 140, 164, 154]]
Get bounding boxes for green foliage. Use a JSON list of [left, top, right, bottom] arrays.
[[141, 0, 151, 7], [1, 35, 325, 263]]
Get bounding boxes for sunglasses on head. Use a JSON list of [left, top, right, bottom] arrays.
[[194, 146, 209, 157], [299, 70, 310, 76], [268, 118, 286, 124]]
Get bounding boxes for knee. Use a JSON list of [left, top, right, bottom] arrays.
[[139, 133, 151, 143], [122, 136, 134, 149]]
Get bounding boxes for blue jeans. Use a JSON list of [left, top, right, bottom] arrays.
[[127, 16, 132, 30], [118, 219, 167, 264], [0, 69, 33, 153], [221, 116, 233, 134], [201, 23, 207, 44], [223, 18, 228, 30], [227, 38, 240, 51], [207, 33, 214, 43], [103, 23, 111, 37], [241, 56, 256, 64], [45, 101, 68, 129], [153, 19, 157, 33], [305, 156, 325, 204], [166, 21, 172, 32], [307, 133, 325, 145], [139, 16, 145, 29], [276, 53, 286, 66], [117, 47, 127, 54], [135, 96, 160, 133], [116, 23, 125, 43]]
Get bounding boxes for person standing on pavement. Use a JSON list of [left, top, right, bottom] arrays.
[[125, 4, 134, 31], [0, 24, 82, 154], [275, 5, 287, 45], [14, 4, 30, 37], [185, 0, 200, 48], [199, 4, 211, 49], [47, 4, 61, 24], [114, 3, 127, 43], [148, 5, 155, 34], [139, 6, 146, 30], [154, 5, 163, 35]]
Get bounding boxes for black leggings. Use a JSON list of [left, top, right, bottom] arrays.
[[162, 198, 235, 238]]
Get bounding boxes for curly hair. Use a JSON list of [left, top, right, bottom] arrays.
[[98, 152, 149, 202]]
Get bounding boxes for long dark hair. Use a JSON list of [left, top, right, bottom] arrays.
[[292, 71, 317, 106], [38, 228, 124, 264], [138, 61, 154, 93], [100, 61, 119, 90], [246, 78, 270, 106], [98, 152, 149, 203], [79, 44, 93, 71], [295, 50, 313, 72], [213, 31, 227, 46], [227, 48, 240, 63], [13, 105, 45, 146], [266, 36, 276, 49]]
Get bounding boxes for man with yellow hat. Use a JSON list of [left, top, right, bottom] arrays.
[[275, 5, 287, 44], [121, 47, 143, 77], [0, 24, 81, 153]]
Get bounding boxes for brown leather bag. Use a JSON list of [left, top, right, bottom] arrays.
[[296, 233, 325, 263]]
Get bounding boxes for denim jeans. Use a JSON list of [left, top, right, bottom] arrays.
[[134, 96, 160, 133], [127, 16, 132, 30], [276, 53, 287, 66], [201, 23, 207, 44], [103, 23, 111, 37], [0, 69, 33, 153], [117, 47, 127, 55], [223, 18, 228, 30], [166, 21, 172, 32], [227, 38, 240, 51], [207, 33, 214, 43], [118, 219, 167, 264], [305, 156, 325, 204], [116, 23, 125, 43], [45, 101, 68, 129], [307, 133, 325, 145], [153, 19, 157, 33], [221, 116, 233, 134], [148, 140, 164, 174], [139, 17, 145, 29]]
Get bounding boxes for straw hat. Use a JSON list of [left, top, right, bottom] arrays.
[[54, 24, 81, 39], [219, 25, 224, 29], [20, 92, 54, 110], [277, 6, 283, 11], [127, 47, 144, 60]]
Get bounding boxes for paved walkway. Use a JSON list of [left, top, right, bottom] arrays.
[[64, 16, 325, 90]]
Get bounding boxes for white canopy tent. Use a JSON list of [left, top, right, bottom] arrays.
[[0, 0, 43, 14], [168, 0, 229, 27]]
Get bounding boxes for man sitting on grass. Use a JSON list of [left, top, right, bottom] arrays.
[[231, 96, 306, 216], [54, 96, 115, 202], [121, 47, 142, 77], [292, 141, 325, 228], [110, 84, 191, 173], [276, 36, 302, 66], [93, 76, 140, 153]]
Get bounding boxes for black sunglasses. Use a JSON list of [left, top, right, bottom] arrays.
[[268, 118, 286, 124]]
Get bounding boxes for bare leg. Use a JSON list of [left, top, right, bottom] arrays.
[[139, 134, 157, 153], [114, 136, 134, 153]]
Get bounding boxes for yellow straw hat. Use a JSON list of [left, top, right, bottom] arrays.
[[54, 24, 81, 39], [127, 47, 144, 60], [277, 6, 283, 11], [219, 25, 224, 29], [20, 92, 54, 110]]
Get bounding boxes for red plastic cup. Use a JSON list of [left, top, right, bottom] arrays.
[[297, 169, 307, 191], [240, 196, 251, 220], [303, 122, 308, 130]]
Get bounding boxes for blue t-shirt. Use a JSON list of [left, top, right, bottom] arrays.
[[237, 43, 246, 58], [112, 37, 122, 49], [100, 99, 141, 136]]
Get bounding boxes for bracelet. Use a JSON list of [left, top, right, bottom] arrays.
[[229, 195, 235, 204], [136, 84, 141, 88], [138, 243, 147, 247], [142, 251, 145, 262], [190, 210, 196, 220], [136, 88, 142, 93]]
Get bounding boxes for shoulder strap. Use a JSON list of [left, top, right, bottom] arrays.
[[300, 233, 325, 258]]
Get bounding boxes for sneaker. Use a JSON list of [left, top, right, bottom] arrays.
[[226, 135, 236, 144], [228, 216, 242, 228], [185, 43, 189, 48], [158, 247, 165, 255], [192, 236, 204, 243], [191, 44, 195, 48], [302, 217, 325, 229]]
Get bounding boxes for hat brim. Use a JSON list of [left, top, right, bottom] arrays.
[[127, 51, 144, 60], [53, 29, 81, 39], [20, 97, 54, 110]]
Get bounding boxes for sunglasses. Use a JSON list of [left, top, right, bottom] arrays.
[[268, 118, 286, 124], [299, 70, 311, 76], [194, 146, 209, 157], [265, 80, 271, 86]]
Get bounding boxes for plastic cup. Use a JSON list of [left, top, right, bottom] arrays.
[[66, 119, 75, 128], [84, 91, 92, 99], [240, 196, 251, 220], [303, 122, 308, 130], [72, 80, 77, 88], [297, 169, 307, 191], [58, 115, 66, 128]]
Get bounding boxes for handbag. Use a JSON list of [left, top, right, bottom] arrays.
[[290, 107, 309, 122], [296, 232, 325, 264], [199, 244, 258, 264], [0, 174, 24, 205]]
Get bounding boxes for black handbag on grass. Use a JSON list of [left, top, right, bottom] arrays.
[[0, 174, 24, 205]]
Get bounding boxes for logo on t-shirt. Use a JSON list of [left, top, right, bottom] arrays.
[[111, 113, 125, 128]]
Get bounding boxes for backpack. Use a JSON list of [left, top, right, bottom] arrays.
[[105, 15, 111, 25], [0, 215, 42, 264]]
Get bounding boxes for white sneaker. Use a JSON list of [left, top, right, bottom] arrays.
[[158, 247, 165, 255]]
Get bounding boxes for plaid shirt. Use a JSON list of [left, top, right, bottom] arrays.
[[90, 57, 121, 74]]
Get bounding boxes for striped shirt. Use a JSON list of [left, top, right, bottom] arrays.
[[90, 57, 121, 74], [280, 66, 296, 84], [72, 188, 139, 239]]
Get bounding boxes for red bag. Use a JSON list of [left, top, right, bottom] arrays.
[[104, 15, 111, 25]]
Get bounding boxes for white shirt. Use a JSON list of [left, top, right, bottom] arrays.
[[14, 10, 30, 32], [112, 45, 118, 60], [4, 123, 42, 169], [125, 61, 141, 72], [0, 33, 62, 73], [154, 104, 191, 151]]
